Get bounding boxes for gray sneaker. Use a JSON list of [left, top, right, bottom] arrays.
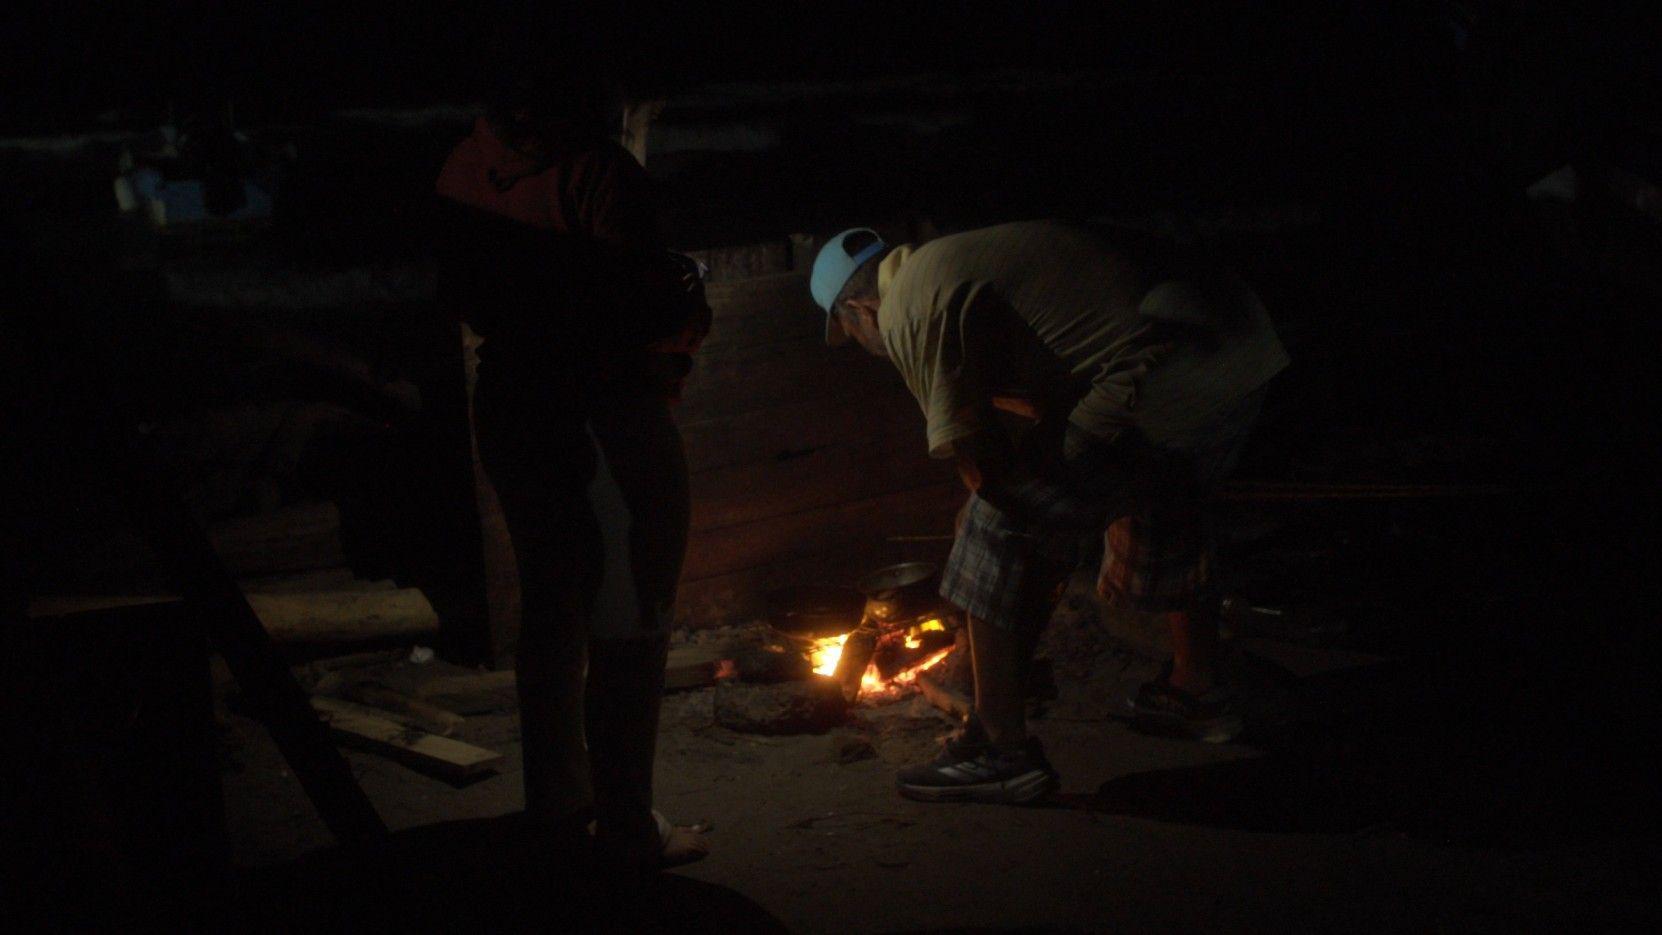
[[1127, 668, 1244, 744], [895, 732, 1060, 804]]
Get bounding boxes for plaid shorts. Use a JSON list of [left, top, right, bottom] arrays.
[[1097, 509, 1211, 614], [940, 389, 1262, 629]]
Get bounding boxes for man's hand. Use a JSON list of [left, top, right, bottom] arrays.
[[954, 427, 1039, 519], [991, 395, 1045, 421], [952, 429, 1014, 494]]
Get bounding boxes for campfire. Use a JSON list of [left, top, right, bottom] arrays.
[[807, 616, 956, 702], [709, 566, 971, 736]]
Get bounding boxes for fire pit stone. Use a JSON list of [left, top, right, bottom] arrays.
[[731, 643, 815, 684], [713, 675, 848, 735]]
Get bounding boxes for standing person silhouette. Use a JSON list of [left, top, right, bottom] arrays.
[[435, 60, 710, 878]]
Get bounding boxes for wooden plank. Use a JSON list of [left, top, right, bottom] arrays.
[[333, 682, 467, 736], [310, 696, 504, 780], [307, 679, 467, 736], [681, 480, 963, 583], [679, 335, 908, 425], [26, 594, 181, 617], [664, 644, 726, 692], [245, 588, 440, 643], [916, 670, 972, 719], [125, 454, 387, 843], [689, 432, 951, 534], [679, 391, 927, 475]]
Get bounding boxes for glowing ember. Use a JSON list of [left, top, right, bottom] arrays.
[[807, 618, 954, 700], [903, 617, 946, 649], [809, 635, 847, 677]]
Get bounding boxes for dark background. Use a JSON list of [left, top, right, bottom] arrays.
[[5, 0, 1658, 722], [2, 1, 1659, 922], [4, 1, 1657, 689]]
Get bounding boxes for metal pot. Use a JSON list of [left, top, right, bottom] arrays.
[[856, 561, 949, 625], [763, 585, 865, 645]]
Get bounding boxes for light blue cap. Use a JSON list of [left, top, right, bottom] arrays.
[[810, 228, 886, 343]]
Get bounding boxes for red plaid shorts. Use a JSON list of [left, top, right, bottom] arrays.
[[940, 389, 1264, 628], [1097, 509, 1212, 613]]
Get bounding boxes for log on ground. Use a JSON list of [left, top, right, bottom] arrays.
[[915, 670, 972, 720], [247, 588, 439, 643]]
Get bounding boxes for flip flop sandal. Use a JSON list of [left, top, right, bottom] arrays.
[[654, 810, 712, 869], [589, 810, 712, 869]]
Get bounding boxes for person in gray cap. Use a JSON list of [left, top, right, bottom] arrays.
[[810, 221, 1289, 804]]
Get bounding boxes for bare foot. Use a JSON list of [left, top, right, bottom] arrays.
[[658, 822, 711, 869]]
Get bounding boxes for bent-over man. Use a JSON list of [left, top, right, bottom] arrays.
[[808, 220, 1288, 803]]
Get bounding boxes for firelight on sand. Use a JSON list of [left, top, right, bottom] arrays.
[[809, 618, 951, 697]]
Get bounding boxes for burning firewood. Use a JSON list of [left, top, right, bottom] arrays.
[[830, 620, 881, 701], [915, 670, 972, 720]]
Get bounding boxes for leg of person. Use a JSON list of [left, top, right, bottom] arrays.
[[472, 376, 601, 835], [896, 494, 1063, 804], [1167, 602, 1221, 695], [583, 395, 706, 871], [1119, 388, 1267, 743], [1106, 507, 1244, 743], [973, 553, 1067, 745], [513, 518, 597, 828], [1164, 395, 1260, 697], [969, 613, 1027, 745]]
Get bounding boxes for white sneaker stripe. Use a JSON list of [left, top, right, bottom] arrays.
[[940, 762, 997, 782]]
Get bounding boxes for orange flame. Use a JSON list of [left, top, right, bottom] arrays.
[[807, 618, 954, 700]]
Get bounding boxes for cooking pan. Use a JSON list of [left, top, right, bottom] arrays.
[[763, 585, 866, 643], [857, 561, 948, 624]]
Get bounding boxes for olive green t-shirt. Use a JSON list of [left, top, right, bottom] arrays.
[[877, 220, 1289, 458]]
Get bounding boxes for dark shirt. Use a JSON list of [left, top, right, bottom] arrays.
[[434, 117, 701, 397]]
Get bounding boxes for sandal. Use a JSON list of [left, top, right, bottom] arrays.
[[654, 811, 711, 869], [589, 809, 711, 870]]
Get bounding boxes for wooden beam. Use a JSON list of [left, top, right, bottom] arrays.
[[679, 332, 907, 425], [310, 696, 503, 781], [126, 460, 386, 844], [1214, 481, 1523, 501], [664, 644, 726, 692], [681, 480, 963, 582], [333, 682, 466, 736], [679, 392, 927, 475], [26, 594, 180, 617], [915, 670, 972, 720], [244, 588, 440, 643], [689, 433, 950, 534]]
